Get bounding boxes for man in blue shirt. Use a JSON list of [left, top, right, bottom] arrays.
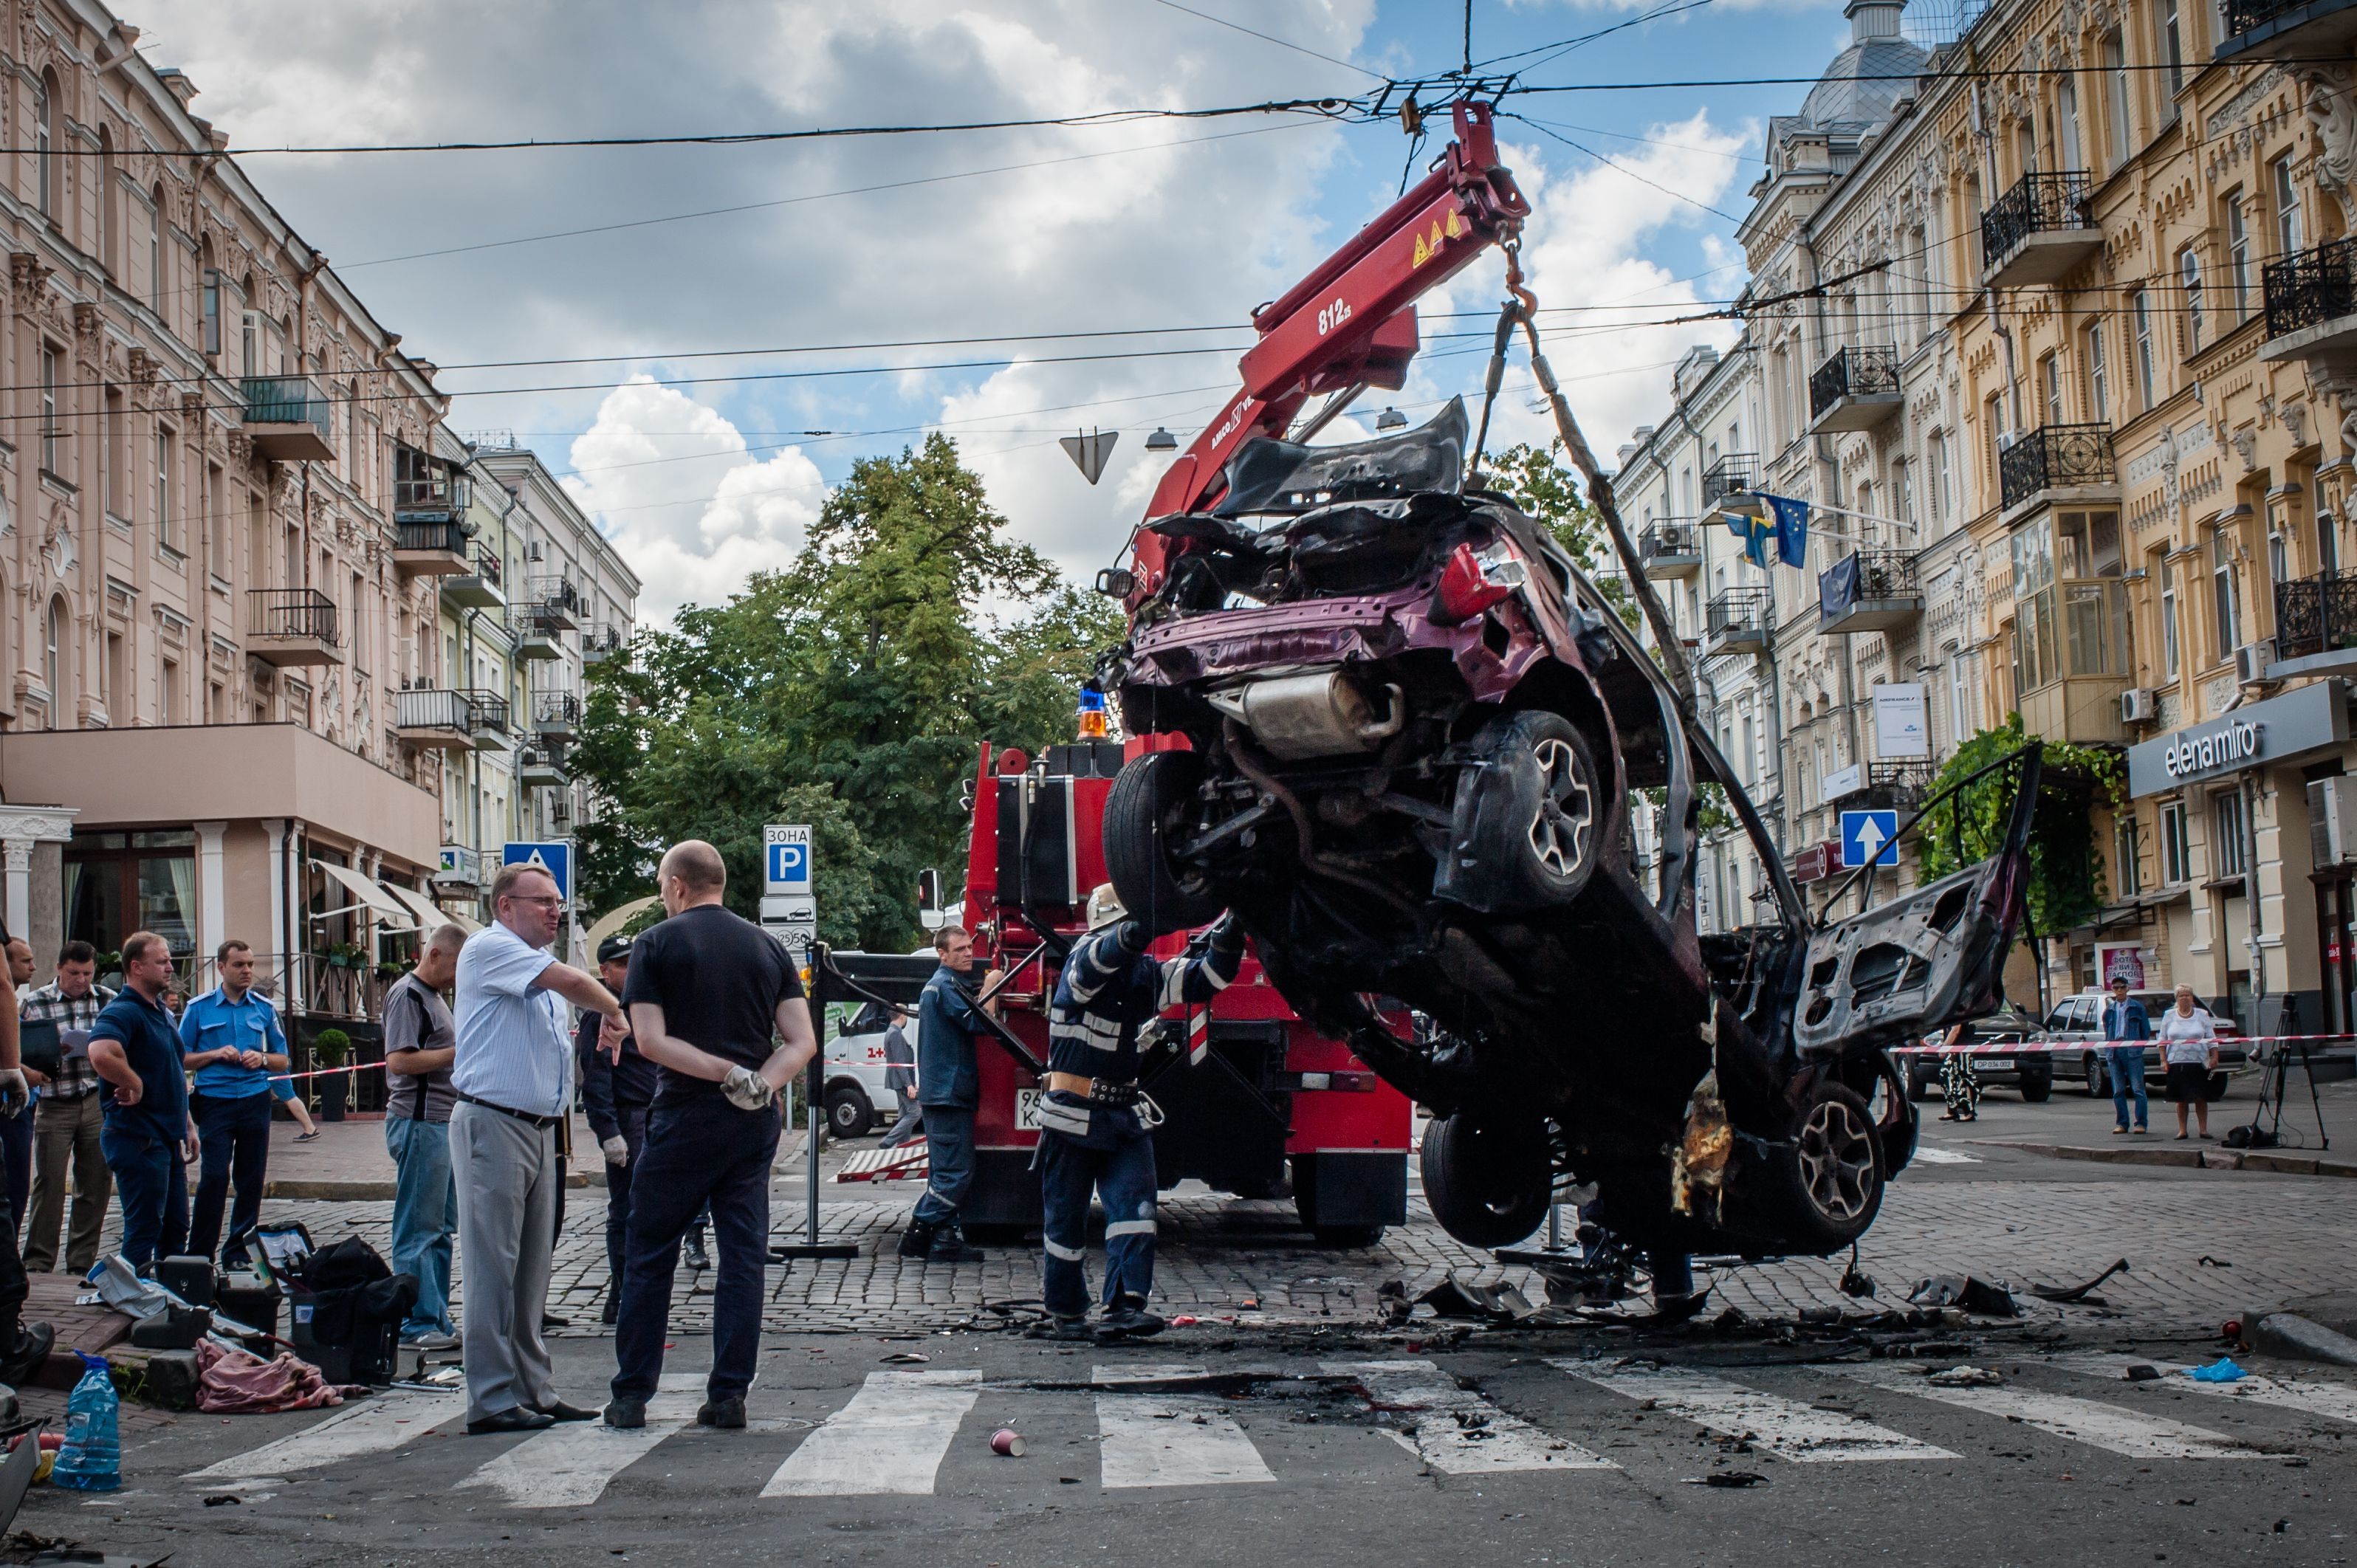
[[899, 924, 999, 1265], [179, 939, 290, 1262], [87, 932, 197, 1268], [2102, 974, 2154, 1135]]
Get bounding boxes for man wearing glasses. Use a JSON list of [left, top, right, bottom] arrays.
[[450, 862, 625, 1435]]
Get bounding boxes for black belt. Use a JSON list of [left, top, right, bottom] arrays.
[[456, 1091, 561, 1129]]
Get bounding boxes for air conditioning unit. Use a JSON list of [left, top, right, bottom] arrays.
[[2312, 777, 2357, 866], [2234, 642, 2281, 688], [2119, 687, 2158, 725]]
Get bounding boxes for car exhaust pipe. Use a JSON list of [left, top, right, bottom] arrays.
[[1206, 671, 1404, 761]]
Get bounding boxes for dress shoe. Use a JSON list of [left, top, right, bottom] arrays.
[[604, 1398, 647, 1430], [600, 1296, 620, 1326], [466, 1407, 556, 1436], [685, 1234, 712, 1271], [1024, 1315, 1094, 1342], [0, 1323, 56, 1386], [924, 1222, 983, 1264], [537, 1400, 597, 1423], [696, 1395, 747, 1429], [1094, 1305, 1166, 1342], [541, 1313, 570, 1332], [896, 1220, 936, 1259]]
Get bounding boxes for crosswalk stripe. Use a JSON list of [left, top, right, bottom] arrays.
[[1322, 1359, 1615, 1474], [186, 1390, 465, 1479], [2055, 1355, 2357, 1427], [1563, 1363, 1955, 1462], [761, 1370, 981, 1497], [459, 1375, 705, 1509], [1834, 1367, 2276, 1459], [1094, 1364, 1274, 1490]]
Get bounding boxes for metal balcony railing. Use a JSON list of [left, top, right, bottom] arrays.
[[394, 687, 472, 732], [528, 576, 584, 617], [1639, 520, 1700, 560], [1701, 453, 1760, 507], [1980, 171, 2093, 269], [2225, 0, 2316, 33], [1999, 423, 2115, 511], [2262, 236, 2357, 340], [1862, 761, 1936, 810], [248, 588, 340, 646], [459, 688, 511, 735], [2274, 569, 2357, 661], [470, 549, 504, 587], [581, 624, 625, 661], [1808, 345, 1900, 419], [535, 691, 583, 729], [1706, 585, 1773, 640], [242, 375, 332, 433], [395, 519, 467, 556]]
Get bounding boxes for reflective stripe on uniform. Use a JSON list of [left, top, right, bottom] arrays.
[[1044, 1237, 1086, 1262], [1049, 1017, 1122, 1053], [1158, 957, 1192, 1011], [1035, 1098, 1092, 1136], [1064, 932, 1127, 1004], [1103, 1219, 1157, 1239]]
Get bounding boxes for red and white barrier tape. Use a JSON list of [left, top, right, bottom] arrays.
[[266, 1060, 391, 1084], [1887, 1034, 2354, 1056]]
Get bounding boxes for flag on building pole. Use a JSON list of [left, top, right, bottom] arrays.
[[1766, 494, 1811, 568], [1723, 508, 1773, 568]]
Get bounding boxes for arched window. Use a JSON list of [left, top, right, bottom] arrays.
[[35, 72, 57, 219], [44, 598, 65, 725]]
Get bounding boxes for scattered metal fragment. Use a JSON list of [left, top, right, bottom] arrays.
[[1694, 1471, 1767, 1488], [1927, 1365, 2002, 1387], [1417, 1276, 1536, 1321], [2197, 1256, 2233, 1269], [1907, 1275, 2020, 1317], [2028, 1259, 2130, 1305], [200, 1496, 241, 1508], [2124, 1364, 2163, 1382]]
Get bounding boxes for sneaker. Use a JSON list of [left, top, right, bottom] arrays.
[[295, 1130, 320, 1143], [1024, 1315, 1094, 1342], [924, 1223, 984, 1264], [400, 1330, 460, 1352], [896, 1221, 937, 1259], [2111, 1126, 2130, 1135], [1095, 1304, 1167, 1342], [696, 1395, 747, 1429], [603, 1397, 646, 1430]]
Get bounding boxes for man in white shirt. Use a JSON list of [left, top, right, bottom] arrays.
[[450, 861, 625, 1434]]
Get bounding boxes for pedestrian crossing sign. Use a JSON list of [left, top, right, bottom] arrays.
[[502, 841, 572, 901]]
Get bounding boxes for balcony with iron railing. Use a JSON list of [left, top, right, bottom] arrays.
[[1701, 453, 1760, 509], [1819, 549, 1923, 634], [1999, 423, 2116, 513], [535, 690, 583, 740], [1705, 585, 1772, 656], [2217, 0, 2357, 60], [247, 589, 342, 667], [1828, 760, 1938, 812], [459, 688, 512, 749], [443, 548, 506, 611], [1979, 171, 2100, 287], [1808, 345, 1903, 433], [394, 687, 478, 749], [518, 745, 570, 788], [526, 576, 586, 633], [580, 623, 626, 667], [394, 470, 471, 523], [242, 376, 336, 462], [2260, 236, 2357, 364], [2274, 568, 2357, 670], [393, 519, 472, 577], [1638, 519, 1703, 580]]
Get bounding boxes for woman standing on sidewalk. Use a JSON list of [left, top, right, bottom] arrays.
[[2157, 984, 2220, 1141], [1935, 1021, 1979, 1123]]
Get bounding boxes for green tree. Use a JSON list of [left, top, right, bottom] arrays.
[[1485, 441, 1639, 628], [1912, 714, 2123, 935], [572, 435, 1120, 948]]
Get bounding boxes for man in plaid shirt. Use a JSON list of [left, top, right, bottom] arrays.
[[21, 941, 114, 1274]]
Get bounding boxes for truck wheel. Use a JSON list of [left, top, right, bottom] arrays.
[[1314, 1225, 1385, 1248], [1449, 712, 1601, 911], [1419, 1111, 1550, 1248], [2018, 1068, 2054, 1103], [1103, 749, 1226, 934], [1761, 1082, 1884, 1252], [826, 1083, 874, 1139]]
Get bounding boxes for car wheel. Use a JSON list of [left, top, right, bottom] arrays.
[[826, 1083, 874, 1139], [1907, 1064, 1936, 1101], [1103, 749, 1226, 934], [2207, 1070, 2230, 1102], [1764, 1082, 1884, 1251], [2018, 1068, 2053, 1103], [2082, 1053, 2108, 1097], [1418, 1110, 1551, 1248], [1313, 1225, 1385, 1248], [1448, 712, 1602, 911]]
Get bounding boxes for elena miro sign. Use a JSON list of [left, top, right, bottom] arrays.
[[2127, 680, 2351, 797]]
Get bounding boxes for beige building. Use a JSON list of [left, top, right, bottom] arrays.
[[0, 1, 457, 1031]]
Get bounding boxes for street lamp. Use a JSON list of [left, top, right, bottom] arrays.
[[1145, 427, 1178, 452], [1376, 406, 1408, 430]]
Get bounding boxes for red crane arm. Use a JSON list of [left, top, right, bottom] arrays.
[[1132, 100, 1529, 590]]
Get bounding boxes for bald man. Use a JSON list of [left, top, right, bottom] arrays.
[[604, 841, 815, 1431]]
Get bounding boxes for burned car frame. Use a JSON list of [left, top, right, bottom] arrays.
[[1099, 399, 2042, 1269]]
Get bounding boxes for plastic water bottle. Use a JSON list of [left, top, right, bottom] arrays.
[[50, 1353, 120, 1492]]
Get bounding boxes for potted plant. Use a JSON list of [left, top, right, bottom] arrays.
[[374, 960, 406, 980], [313, 1028, 352, 1121]]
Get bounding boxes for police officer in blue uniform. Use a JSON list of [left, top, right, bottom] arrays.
[[899, 924, 999, 1264], [1033, 887, 1244, 1341]]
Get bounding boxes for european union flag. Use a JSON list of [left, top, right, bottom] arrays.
[[1766, 494, 1810, 568]]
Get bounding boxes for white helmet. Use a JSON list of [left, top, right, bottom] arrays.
[[1085, 883, 1127, 930]]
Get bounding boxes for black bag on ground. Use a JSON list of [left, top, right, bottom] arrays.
[[287, 1237, 416, 1385]]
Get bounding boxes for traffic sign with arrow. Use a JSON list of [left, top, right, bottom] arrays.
[[1839, 809, 1899, 870]]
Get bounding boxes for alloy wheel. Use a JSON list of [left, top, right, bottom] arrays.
[[1526, 737, 1596, 878], [1797, 1096, 1879, 1225]]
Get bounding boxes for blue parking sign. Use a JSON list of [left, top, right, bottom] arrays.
[[1839, 810, 1900, 870], [764, 824, 812, 895], [769, 842, 808, 885], [503, 841, 573, 901]]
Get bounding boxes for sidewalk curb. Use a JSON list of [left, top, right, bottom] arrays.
[[2248, 1310, 2357, 1367], [1976, 1139, 2357, 1177], [265, 1169, 608, 1201]]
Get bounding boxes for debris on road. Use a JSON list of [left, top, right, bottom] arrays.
[[1907, 1275, 2020, 1317], [2027, 1259, 2130, 1305], [2124, 1364, 2163, 1381], [1693, 1471, 1768, 1488], [1927, 1365, 2003, 1388], [1418, 1276, 1537, 1322], [2183, 1357, 2248, 1383], [990, 1429, 1026, 1457]]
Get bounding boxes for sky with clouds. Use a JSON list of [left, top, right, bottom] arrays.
[[154, 0, 1895, 625]]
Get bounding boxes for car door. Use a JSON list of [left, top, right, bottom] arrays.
[[1788, 745, 2044, 1062]]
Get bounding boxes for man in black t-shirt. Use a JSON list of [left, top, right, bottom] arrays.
[[603, 840, 814, 1432]]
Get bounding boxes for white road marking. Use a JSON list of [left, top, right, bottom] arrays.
[[1322, 1359, 1615, 1474], [1565, 1364, 1955, 1462], [458, 1375, 703, 1509], [1097, 1397, 1274, 1489], [1835, 1367, 2274, 1459], [186, 1391, 464, 1479], [1908, 1146, 1982, 1164], [761, 1370, 981, 1497], [2056, 1355, 2357, 1427]]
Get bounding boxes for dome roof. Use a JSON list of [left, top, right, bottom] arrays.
[[1798, 0, 1927, 131]]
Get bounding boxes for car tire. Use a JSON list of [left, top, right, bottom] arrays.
[[1447, 712, 1602, 911], [2018, 1069, 2053, 1103], [1418, 1110, 1551, 1248], [2207, 1070, 2230, 1102], [1103, 749, 1226, 934], [826, 1083, 874, 1139], [2082, 1053, 2108, 1097], [1907, 1064, 1936, 1101], [1313, 1225, 1386, 1249], [1763, 1081, 1885, 1252]]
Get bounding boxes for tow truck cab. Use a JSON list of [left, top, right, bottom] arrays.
[[957, 737, 1411, 1244]]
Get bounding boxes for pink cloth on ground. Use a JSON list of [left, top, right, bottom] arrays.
[[193, 1340, 367, 1414]]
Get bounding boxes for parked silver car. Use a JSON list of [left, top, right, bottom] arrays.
[[2039, 989, 2244, 1102]]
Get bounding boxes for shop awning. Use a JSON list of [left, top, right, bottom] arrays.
[[311, 861, 418, 929], [381, 881, 478, 935]]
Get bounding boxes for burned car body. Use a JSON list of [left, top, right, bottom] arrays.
[[1102, 401, 2038, 1263]]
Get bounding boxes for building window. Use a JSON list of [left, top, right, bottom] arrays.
[[2212, 527, 2240, 657], [2213, 788, 2249, 878], [2276, 156, 2305, 257], [2040, 353, 2064, 426], [2163, 0, 2183, 98], [39, 346, 60, 476], [35, 73, 55, 219], [201, 270, 221, 360], [62, 831, 196, 978], [2104, 31, 2131, 170], [207, 464, 227, 576], [1946, 644, 1969, 743], [104, 632, 123, 718], [2271, 527, 2288, 590], [1928, 430, 1951, 526], [2058, 71, 2082, 171], [2161, 555, 2181, 677], [2226, 193, 2250, 319], [2134, 290, 2157, 408], [157, 429, 175, 551], [159, 657, 179, 726], [1986, 391, 2009, 489], [2181, 249, 2204, 349], [1894, 458, 1913, 529], [103, 386, 124, 517], [148, 195, 162, 317], [2161, 798, 2192, 883], [2116, 815, 2142, 897], [43, 599, 64, 721]]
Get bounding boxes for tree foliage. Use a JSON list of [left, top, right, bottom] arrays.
[[1485, 441, 1639, 628], [573, 434, 1124, 948], [1913, 713, 2124, 935]]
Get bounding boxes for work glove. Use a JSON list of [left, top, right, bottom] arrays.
[[723, 1065, 776, 1111], [0, 1068, 24, 1118], [600, 1135, 629, 1166], [1206, 912, 1246, 957], [1111, 919, 1148, 955]]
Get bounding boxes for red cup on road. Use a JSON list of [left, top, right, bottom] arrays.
[[991, 1428, 1026, 1457]]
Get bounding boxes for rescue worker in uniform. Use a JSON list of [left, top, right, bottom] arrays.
[[1033, 886, 1245, 1341], [899, 925, 998, 1264]]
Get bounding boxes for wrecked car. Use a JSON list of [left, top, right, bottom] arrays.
[[1099, 399, 2039, 1269]]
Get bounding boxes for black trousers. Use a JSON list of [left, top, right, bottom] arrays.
[[188, 1092, 272, 1260], [0, 1106, 27, 1343]]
